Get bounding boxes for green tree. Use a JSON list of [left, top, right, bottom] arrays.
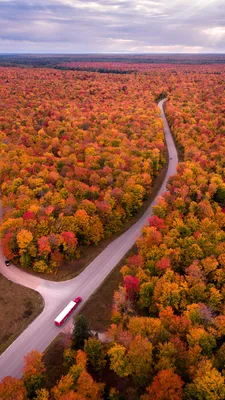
[[139, 281, 155, 309], [108, 344, 131, 378], [84, 337, 106, 373], [71, 315, 91, 349]]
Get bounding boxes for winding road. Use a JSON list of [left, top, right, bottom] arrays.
[[0, 99, 178, 380]]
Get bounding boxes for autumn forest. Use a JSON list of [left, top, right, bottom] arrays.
[[0, 60, 225, 399], [0, 66, 166, 273]]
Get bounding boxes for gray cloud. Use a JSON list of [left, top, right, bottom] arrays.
[[0, 0, 224, 53]]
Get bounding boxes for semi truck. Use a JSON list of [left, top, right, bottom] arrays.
[[54, 296, 82, 326]]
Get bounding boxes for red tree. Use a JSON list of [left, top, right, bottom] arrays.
[[124, 275, 140, 300]]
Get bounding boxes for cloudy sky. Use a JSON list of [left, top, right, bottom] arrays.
[[0, 0, 224, 53]]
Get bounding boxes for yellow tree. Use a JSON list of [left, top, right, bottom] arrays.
[[35, 388, 50, 399], [127, 335, 153, 387], [23, 350, 45, 398], [51, 374, 74, 399], [108, 344, 131, 378], [185, 359, 225, 400], [76, 370, 104, 400]]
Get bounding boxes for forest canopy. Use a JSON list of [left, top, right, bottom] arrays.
[[0, 67, 166, 273], [0, 62, 225, 399]]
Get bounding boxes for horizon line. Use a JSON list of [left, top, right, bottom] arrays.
[[0, 52, 225, 55]]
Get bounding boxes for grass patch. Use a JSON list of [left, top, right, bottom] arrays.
[[0, 275, 43, 355]]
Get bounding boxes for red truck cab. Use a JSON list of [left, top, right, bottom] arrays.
[[74, 296, 82, 304]]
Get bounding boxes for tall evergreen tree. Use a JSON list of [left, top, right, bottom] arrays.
[[71, 314, 91, 349]]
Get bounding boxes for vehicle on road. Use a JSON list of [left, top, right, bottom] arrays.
[[5, 260, 10, 266], [54, 297, 82, 326]]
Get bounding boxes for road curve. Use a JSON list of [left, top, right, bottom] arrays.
[[0, 99, 178, 380]]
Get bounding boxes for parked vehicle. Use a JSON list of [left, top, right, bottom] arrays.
[[5, 260, 10, 266], [54, 297, 82, 326]]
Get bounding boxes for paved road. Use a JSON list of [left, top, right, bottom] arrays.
[[0, 99, 178, 380]]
